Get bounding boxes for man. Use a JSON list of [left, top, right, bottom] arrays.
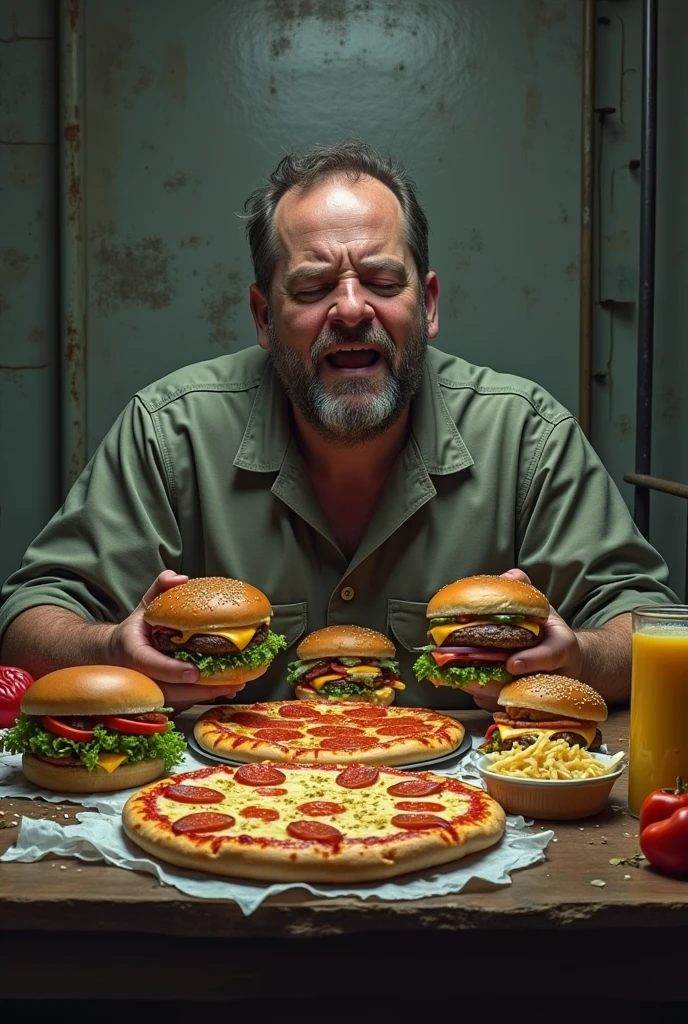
[[0, 141, 676, 712]]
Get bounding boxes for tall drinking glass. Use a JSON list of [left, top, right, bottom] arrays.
[[628, 606, 688, 817]]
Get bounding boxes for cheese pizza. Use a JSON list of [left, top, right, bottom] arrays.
[[193, 701, 465, 766], [122, 762, 505, 882]]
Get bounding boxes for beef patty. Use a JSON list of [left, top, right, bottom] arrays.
[[437, 623, 541, 649], [152, 622, 269, 656]]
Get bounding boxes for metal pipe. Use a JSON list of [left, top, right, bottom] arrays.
[[58, 0, 87, 498], [634, 0, 658, 538], [624, 473, 688, 502], [579, 0, 595, 439]]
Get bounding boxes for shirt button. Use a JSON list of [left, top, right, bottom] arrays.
[[340, 586, 355, 601]]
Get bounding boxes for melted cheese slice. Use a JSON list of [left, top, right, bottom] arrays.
[[346, 665, 380, 674], [391, 681, 406, 690], [168, 620, 269, 651], [97, 752, 129, 773], [496, 723, 598, 748], [310, 674, 346, 692], [309, 666, 397, 693], [429, 620, 541, 646]]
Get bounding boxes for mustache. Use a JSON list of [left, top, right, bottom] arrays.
[[309, 325, 396, 366]]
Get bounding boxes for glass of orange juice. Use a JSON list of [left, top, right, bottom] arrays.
[[628, 606, 688, 816]]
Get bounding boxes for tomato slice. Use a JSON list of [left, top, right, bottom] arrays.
[[431, 649, 507, 667], [99, 715, 168, 735], [41, 716, 94, 742]]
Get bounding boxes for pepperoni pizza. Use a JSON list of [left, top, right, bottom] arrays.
[[193, 701, 465, 766], [122, 762, 505, 882]]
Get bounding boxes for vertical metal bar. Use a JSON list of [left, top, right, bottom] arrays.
[[59, 0, 87, 498], [579, 0, 595, 439], [634, 0, 658, 538]]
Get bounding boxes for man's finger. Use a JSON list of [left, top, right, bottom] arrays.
[[139, 571, 189, 611], [500, 568, 531, 584], [128, 643, 201, 685], [505, 644, 561, 675]]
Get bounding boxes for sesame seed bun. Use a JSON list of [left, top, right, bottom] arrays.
[[21, 666, 165, 717], [427, 575, 550, 622], [497, 674, 608, 723], [296, 625, 395, 661], [144, 577, 272, 630]]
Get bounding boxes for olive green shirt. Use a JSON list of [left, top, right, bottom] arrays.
[[0, 346, 676, 708]]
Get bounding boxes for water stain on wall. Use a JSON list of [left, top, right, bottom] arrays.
[[163, 172, 198, 192], [93, 231, 175, 312], [523, 83, 542, 153], [162, 41, 187, 104], [0, 248, 32, 313], [269, 0, 370, 27], [199, 264, 243, 346], [524, 0, 566, 70]]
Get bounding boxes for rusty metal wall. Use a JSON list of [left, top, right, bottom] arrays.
[[1, 0, 687, 595], [0, 0, 58, 586]]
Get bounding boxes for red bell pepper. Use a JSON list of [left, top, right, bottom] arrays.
[[640, 806, 688, 878], [639, 778, 688, 834], [0, 666, 34, 728]]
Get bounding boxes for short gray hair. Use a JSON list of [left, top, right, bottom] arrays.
[[243, 140, 429, 295]]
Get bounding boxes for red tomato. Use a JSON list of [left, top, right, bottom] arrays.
[[639, 779, 688, 834], [431, 649, 507, 667], [0, 666, 34, 728], [640, 806, 688, 877], [41, 716, 94, 742], [99, 716, 168, 735]]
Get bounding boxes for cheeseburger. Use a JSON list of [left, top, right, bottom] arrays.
[[1, 666, 186, 793], [287, 625, 405, 705], [413, 574, 550, 689], [480, 674, 607, 752], [145, 577, 287, 684]]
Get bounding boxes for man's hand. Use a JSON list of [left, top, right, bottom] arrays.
[[108, 571, 246, 707], [464, 568, 582, 712]]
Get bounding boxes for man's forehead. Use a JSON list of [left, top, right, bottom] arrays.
[[274, 176, 406, 259]]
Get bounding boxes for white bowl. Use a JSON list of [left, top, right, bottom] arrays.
[[475, 751, 625, 820]]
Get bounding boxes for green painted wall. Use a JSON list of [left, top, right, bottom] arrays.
[[1, 0, 686, 598]]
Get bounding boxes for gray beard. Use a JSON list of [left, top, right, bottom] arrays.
[[268, 307, 427, 446]]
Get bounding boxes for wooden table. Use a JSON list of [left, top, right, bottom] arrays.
[[2, 708, 688, 1002]]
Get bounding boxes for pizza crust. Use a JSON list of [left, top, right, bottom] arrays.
[[193, 702, 465, 767], [121, 764, 505, 884]]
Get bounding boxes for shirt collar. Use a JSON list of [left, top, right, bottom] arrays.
[[233, 349, 473, 476]]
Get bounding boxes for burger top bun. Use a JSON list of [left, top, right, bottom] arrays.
[[296, 625, 395, 661], [497, 674, 608, 723], [21, 666, 165, 717], [426, 575, 550, 623], [144, 576, 272, 630]]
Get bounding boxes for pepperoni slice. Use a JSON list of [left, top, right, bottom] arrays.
[[287, 821, 343, 844], [234, 764, 287, 787], [336, 764, 380, 789], [172, 812, 235, 835], [394, 801, 447, 812], [165, 784, 224, 804], [319, 737, 380, 752], [227, 711, 272, 728], [254, 787, 288, 797], [297, 801, 347, 816], [306, 725, 368, 739], [391, 814, 452, 831], [278, 704, 323, 720], [342, 706, 387, 720], [386, 778, 444, 797], [240, 806, 280, 822], [375, 722, 427, 737], [252, 727, 304, 742]]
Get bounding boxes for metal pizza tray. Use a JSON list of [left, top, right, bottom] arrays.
[[185, 727, 472, 772]]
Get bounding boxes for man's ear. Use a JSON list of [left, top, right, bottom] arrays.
[[424, 272, 440, 339], [250, 284, 271, 350]]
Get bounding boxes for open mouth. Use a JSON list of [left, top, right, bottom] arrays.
[[324, 345, 382, 370]]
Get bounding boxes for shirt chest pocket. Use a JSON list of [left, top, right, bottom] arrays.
[[387, 599, 429, 652], [269, 601, 308, 652]]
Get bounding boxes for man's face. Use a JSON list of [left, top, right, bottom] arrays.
[[258, 176, 437, 445]]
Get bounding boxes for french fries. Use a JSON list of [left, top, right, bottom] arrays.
[[485, 733, 625, 780]]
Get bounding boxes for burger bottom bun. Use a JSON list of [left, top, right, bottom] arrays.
[[294, 684, 395, 707], [22, 754, 167, 793], [190, 664, 269, 686]]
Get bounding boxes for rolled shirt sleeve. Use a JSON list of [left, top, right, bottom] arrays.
[[0, 398, 183, 638], [516, 416, 678, 628]]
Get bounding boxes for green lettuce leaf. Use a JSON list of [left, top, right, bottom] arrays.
[[321, 681, 373, 699], [412, 652, 512, 689], [286, 659, 317, 685], [174, 630, 287, 678], [2, 716, 187, 771]]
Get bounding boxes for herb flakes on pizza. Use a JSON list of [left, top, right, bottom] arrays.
[[193, 700, 465, 766], [122, 762, 505, 882]]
